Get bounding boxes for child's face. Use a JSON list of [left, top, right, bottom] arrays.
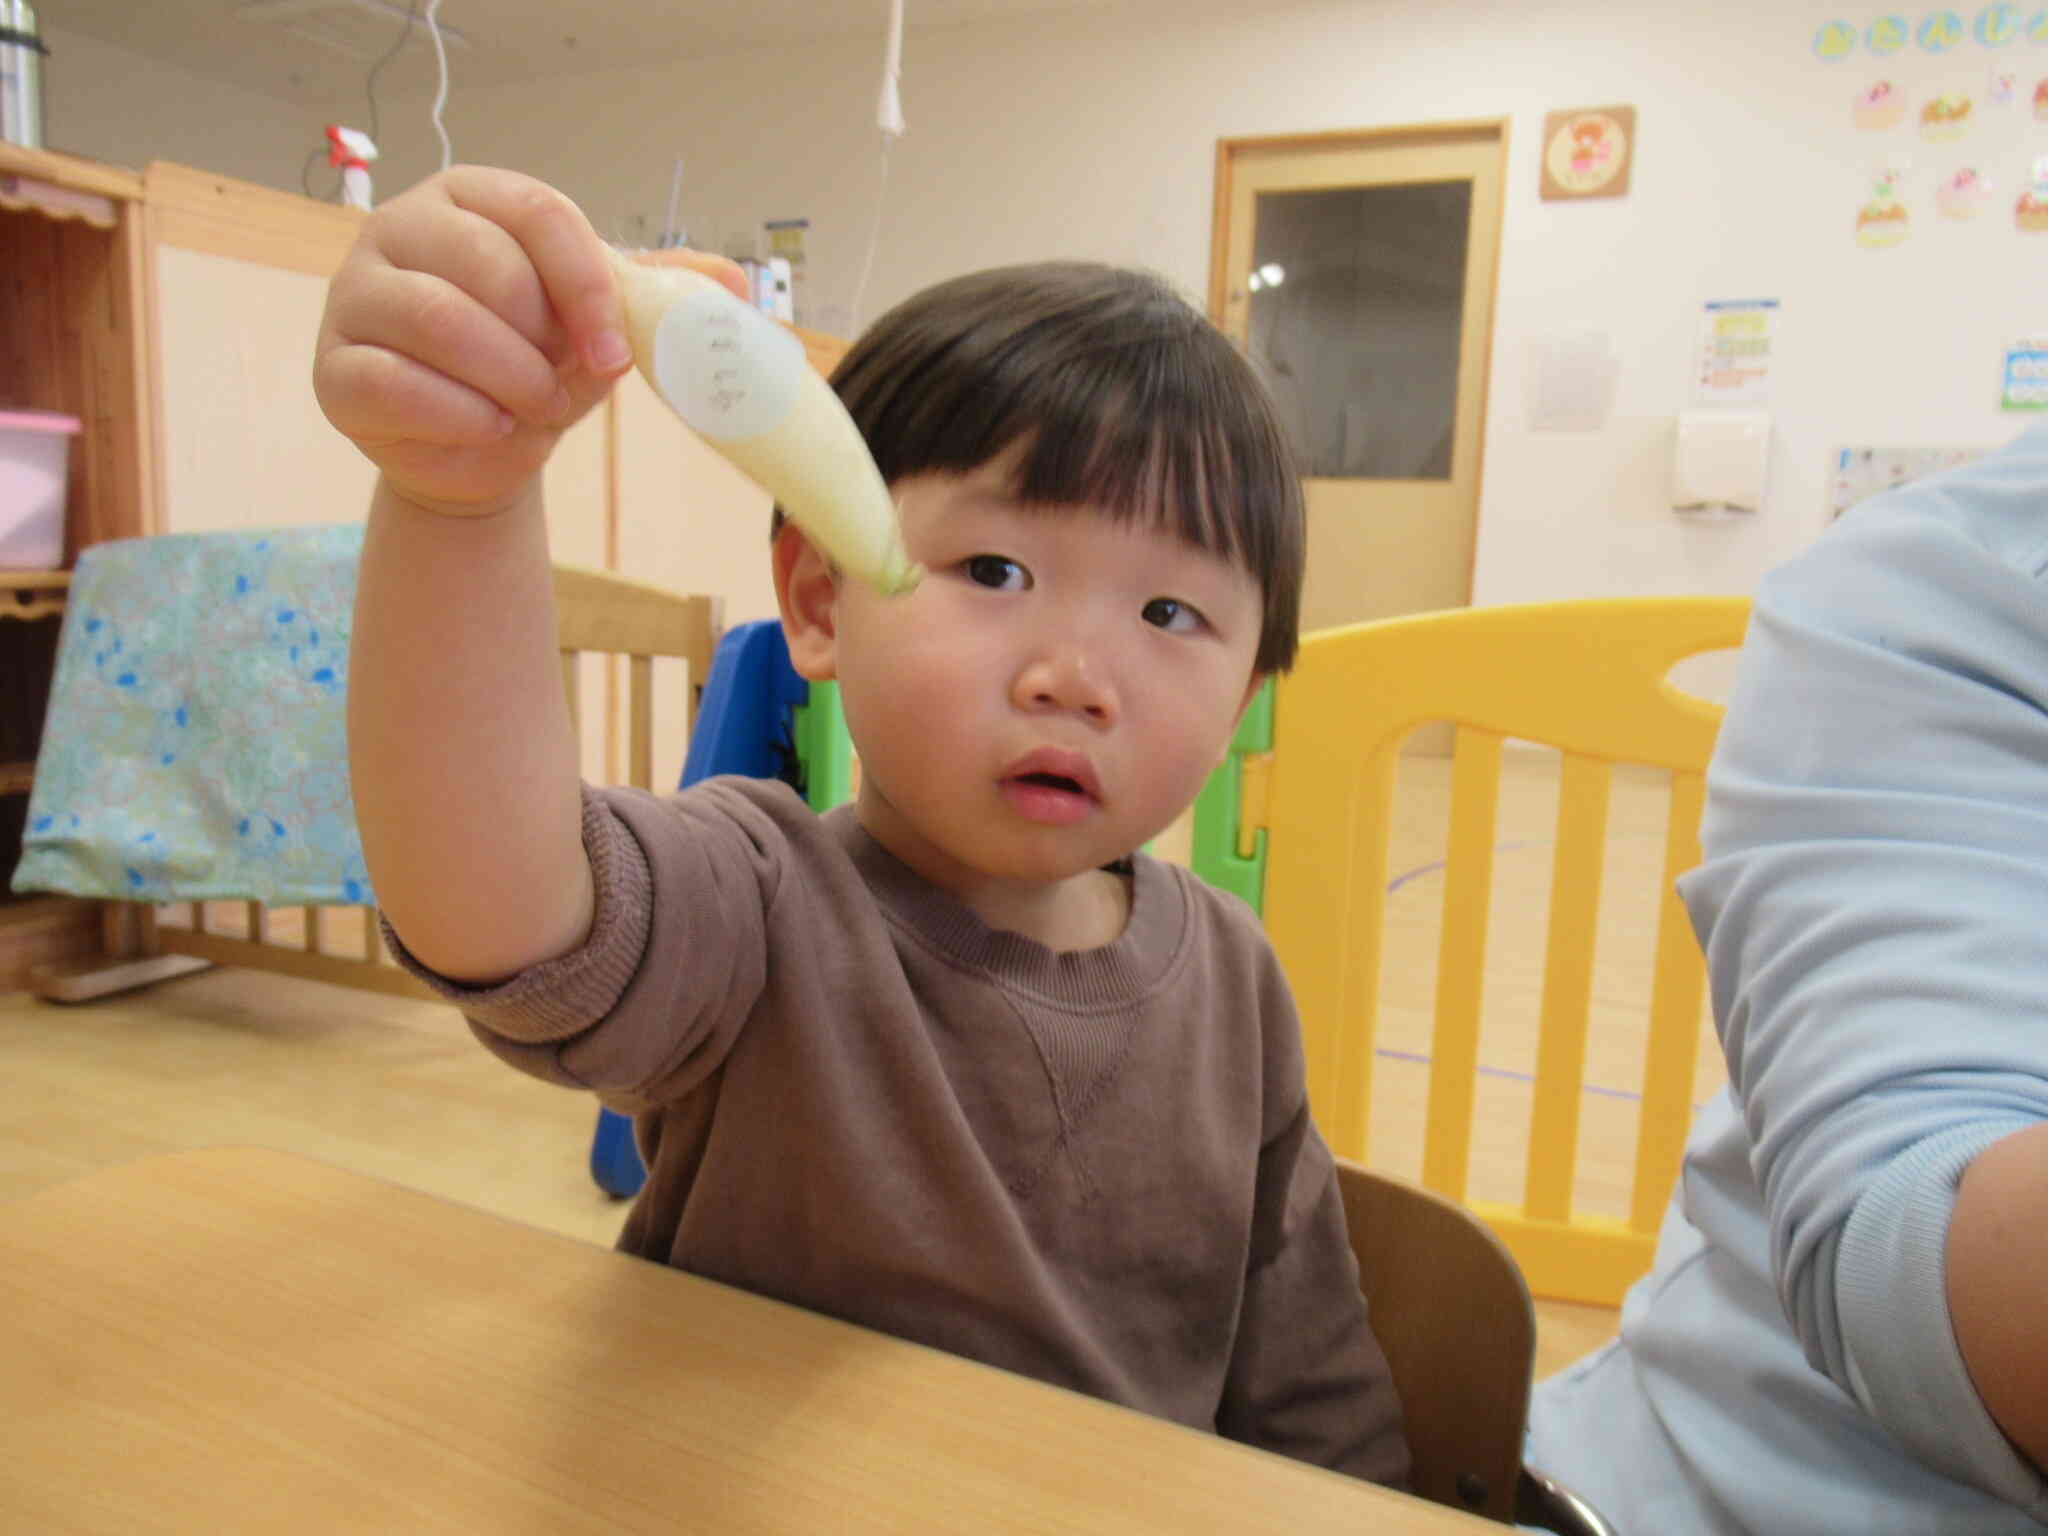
[[779, 453, 1265, 905]]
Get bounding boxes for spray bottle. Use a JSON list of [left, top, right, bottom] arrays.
[[325, 126, 379, 211]]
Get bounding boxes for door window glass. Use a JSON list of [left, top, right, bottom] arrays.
[[1247, 180, 1472, 481]]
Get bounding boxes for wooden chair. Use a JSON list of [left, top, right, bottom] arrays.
[[1336, 1157, 1613, 1532], [1255, 598, 1751, 1305]]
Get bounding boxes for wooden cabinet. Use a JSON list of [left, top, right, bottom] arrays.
[[0, 143, 153, 561], [1, 145, 151, 985], [1, 573, 97, 985]]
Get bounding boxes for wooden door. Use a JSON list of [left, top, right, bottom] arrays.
[[1211, 124, 1506, 640]]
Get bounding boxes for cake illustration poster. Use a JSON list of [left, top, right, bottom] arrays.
[[1854, 80, 1907, 130], [1937, 165, 1991, 219], [1540, 105, 1636, 201], [2018, 157, 2048, 232], [1856, 167, 1912, 248]]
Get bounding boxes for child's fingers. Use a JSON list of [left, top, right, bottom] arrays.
[[324, 262, 569, 428], [369, 198, 571, 369], [314, 337, 517, 451], [438, 166, 628, 377]]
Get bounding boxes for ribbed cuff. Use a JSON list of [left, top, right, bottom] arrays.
[[380, 784, 654, 1041], [1837, 1116, 2048, 1510]]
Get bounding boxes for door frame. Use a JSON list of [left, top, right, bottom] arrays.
[[1207, 120, 1510, 615]]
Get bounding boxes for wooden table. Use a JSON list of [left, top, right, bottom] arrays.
[[2, 1147, 1491, 1533]]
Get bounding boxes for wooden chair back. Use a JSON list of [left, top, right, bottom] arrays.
[[552, 564, 721, 791], [1336, 1157, 1533, 1523]]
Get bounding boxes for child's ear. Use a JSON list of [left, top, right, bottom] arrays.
[[773, 522, 839, 681]]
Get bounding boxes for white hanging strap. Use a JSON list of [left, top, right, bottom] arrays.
[[877, 0, 906, 138]]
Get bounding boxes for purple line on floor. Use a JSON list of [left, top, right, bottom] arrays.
[[1374, 1046, 1711, 1109], [1376, 841, 1713, 1109], [1385, 839, 1543, 894]]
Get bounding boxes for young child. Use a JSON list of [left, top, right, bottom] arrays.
[[317, 165, 1408, 1486]]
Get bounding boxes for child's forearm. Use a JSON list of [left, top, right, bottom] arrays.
[[348, 476, 594, 983], [1946, 1120, 2048, 1472]]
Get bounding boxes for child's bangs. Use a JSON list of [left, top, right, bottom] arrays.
[[827, 260, 1305, 672], [999, 344, 1290, 577]]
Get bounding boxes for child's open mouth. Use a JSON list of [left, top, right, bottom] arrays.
[[999, 754, 1101, 826]]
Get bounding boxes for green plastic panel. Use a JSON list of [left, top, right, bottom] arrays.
[[792, 679, 857, 812], [1189, 678, 1273, 915]]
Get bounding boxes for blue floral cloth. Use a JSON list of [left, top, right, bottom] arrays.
[[12, 526, 374, 906]]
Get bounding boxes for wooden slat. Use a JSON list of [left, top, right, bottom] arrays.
[[551, 565, 718, 666], [362, 907, 381, 964], [1421, 728, 1502, 1200], [560, 652, 580, 734], [1523, 753, 1611, 1222], [629, 654, 655, 791], [1632, 768, 1711, 1232], [302, 905, 322, 956], [154, 927, 437, 1002]]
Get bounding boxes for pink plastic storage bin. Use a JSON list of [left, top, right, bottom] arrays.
[[0, 409, 81, 570]]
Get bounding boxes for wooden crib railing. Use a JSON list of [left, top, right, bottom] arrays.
[[32, 565, 719, 1004]]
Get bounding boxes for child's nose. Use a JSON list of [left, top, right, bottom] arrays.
[[1014, 644, 1117, 724]]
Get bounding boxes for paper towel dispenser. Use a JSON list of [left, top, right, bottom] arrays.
[[1672, 409, 1770, 515]]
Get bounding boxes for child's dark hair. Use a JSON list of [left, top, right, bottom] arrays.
[[777, 261, 1306, 674]]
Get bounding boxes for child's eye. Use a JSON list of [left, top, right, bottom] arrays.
[[963, 554, 1029, 590], [1142, 597, 1204, 633]]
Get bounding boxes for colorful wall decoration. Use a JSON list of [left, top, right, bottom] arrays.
[[1818, 8, 2048, 245], [1539, 105, 1637, 200]]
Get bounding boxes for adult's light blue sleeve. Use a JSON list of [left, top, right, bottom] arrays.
[[1677, 434, 2048, 1504]]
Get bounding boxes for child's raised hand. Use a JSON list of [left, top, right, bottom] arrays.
[[313, 166, 747, 517]]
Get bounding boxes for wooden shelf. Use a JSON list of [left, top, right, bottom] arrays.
[[0, 142, 144, 205], [2, 570, 69, 624]]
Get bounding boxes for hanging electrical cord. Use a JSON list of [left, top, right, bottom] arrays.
[[300, 145, 338, 200], [425, 0, 453, 171], [363, 0, 421, 148], [849, 0, 906, 331], [300, 0, 418, 203], [848, 139, 891, 333]]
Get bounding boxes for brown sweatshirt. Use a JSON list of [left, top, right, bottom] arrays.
[[391, 775, 1408, 1486]]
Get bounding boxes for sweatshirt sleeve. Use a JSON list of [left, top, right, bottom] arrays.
[[1676, 449, 2048, 1505], [1214, 938, 1410, 1489], [384, 777, 794, 1108]]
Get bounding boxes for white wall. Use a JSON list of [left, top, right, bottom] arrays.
[[395, 0, 2043, 611], [40, 26, 317, 193], [52, 0, 2048, 613]]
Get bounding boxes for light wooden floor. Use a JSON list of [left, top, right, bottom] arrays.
[[0, 750, 1707, 1382]]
